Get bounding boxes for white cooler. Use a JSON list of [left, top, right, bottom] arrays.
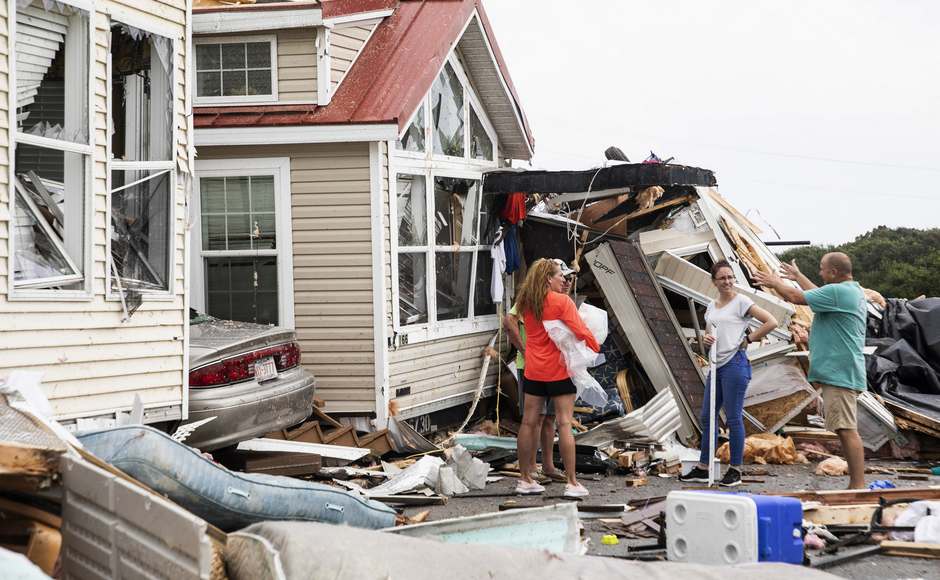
[[666, 490, 759, 565]]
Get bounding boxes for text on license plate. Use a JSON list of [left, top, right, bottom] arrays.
[[254, 357, 278, 382]]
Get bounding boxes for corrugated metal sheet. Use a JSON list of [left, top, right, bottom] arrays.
[[575, 388, 681, 446], [61, 455, 214, 580]]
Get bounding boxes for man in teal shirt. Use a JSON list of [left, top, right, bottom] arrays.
[[755, 252, 867, 489]]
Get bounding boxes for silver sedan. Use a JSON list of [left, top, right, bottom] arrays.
[[186, 313, 316, 451]]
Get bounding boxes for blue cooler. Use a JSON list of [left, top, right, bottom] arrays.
[[666, 490, 803, 565]]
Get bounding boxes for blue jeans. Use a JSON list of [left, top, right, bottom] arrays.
[[699, 350, 751, 466]]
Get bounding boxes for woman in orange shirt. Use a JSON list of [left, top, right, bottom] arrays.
[[515, 258, 600, 497]]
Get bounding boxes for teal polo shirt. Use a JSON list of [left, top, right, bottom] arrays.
[[804, 281, 867, 391]]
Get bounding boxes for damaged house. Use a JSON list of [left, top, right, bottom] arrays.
[[482, 163, 898, 450], [0, 0, 192, 425], [191, 0, 534, 422]]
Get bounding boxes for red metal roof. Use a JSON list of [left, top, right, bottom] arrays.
[[194, 0, 534, 156]]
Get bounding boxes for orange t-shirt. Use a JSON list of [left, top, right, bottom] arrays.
[[522, 291, 600, 382]]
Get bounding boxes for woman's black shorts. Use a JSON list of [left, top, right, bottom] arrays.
[[522, 377, 577, 398]]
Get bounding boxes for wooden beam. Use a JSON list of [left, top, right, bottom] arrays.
[[0, 442, 62, 478], [0, 496, 62, 529], [880, 540, 940, 559], [623, 194, 694, 222], [779, 486, 940, 506]]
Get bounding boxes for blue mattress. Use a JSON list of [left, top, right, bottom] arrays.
[[79, 426, 397, 532]]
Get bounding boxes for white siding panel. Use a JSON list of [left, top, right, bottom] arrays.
[[0, 0, 189, 422], [197, 142, 376, 413], [389, 331, 498, 413], [277, 28, 316, 102]]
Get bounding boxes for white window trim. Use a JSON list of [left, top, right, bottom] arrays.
[[193, 34, 279, 106], [105, 20, 180, 300], [192, 157, 295, 329], [395, 53, 499, 167], [6, 0, 96, 301]]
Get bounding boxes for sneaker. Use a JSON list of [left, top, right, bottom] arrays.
[[678, 466, 710, 483], [563, 483, 590, 498], [719, 467, 742, 487], [515, 480, 545, 495]]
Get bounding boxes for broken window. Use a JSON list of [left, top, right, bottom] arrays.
[[195, 40, 273, 100], [397, 104, 426, 153], [12, 0, 91, 291], [111, 23, 174, 162], [469, 106, 493, 161], [434, 177, 479, 246], [109, 21, 175, 295], [395, 173, 494, 328], [431, 63, 465, 157], [110, 170, 172, 291]]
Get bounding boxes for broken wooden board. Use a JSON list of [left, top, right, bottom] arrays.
[[884, 400, 940, 439], [780, 486, 940, 506], [802, 503, 907, 526], [880, 540, 940, 559], [244, 452, 322, 477], [236, 438, 369, 464], [0, 441, 63, 491]]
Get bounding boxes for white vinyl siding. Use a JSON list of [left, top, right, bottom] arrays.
[[0, 0, 190, 421], [277, 28, 316, 102], [388, 330, 498, 417], [197, 142, 375, 414]]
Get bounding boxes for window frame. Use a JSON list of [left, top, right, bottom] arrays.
[[389, 54, 502, 343], [193, 34, 279, 106], [6, 0, 96, 301], [191, 157, 295, 329], [105, 14, 180, 300]]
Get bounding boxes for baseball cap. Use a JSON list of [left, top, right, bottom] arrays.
[[552, 258, 575, 277]]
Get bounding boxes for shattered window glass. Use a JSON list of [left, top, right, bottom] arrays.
[[434, 177, 479, 246], [201, 175, 276, 251], [15, 1, 90, 145], [206, 256, 278, 325], [398, 252, 428, 325], [397, 105, 426, 152], [431, 63, 465, 157], [435, 251, 473, 321], [474, 249, 497, 316], [196, 41, 273, 98], [469, 106, 493, 161], [396, 174, 427, 246], [110, 170, 172, 291], [111, 23, 174, 162]]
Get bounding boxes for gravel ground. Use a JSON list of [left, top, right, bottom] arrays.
[[398, 460, 940, 580]]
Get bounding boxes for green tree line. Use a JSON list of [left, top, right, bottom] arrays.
[[777, 226, 940, 299]]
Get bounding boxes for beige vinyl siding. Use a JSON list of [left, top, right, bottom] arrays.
[[389, 331, 498, 416], [277, 28, 317, 102], [0, 0, 189, 421], [196, 142, 376, 414], [330, 23, 374, 92]]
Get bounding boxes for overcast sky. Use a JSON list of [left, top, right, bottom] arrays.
[[484, 1, 940, 246]]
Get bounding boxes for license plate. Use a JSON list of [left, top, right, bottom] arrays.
[[254, 357, 278, 382]]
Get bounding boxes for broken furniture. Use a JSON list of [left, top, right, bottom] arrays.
[[78, 425, 397, 532]]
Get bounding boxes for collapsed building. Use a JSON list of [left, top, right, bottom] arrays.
[[481, 161, 937, 458]]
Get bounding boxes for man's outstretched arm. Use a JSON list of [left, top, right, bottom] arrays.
[[753, 269, 808, 305]]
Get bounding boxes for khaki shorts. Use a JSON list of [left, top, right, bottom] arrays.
[[821, 384, 860, 431]]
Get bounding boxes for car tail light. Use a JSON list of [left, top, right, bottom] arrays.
[[190, 342, 302, 388]]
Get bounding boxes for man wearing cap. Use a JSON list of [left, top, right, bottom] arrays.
[[503, 258, 575, 482]]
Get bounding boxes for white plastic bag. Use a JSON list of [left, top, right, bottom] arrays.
[[578, 302, 609, 346], [543, 318, 608, 408], [889, 501, 940, 541]]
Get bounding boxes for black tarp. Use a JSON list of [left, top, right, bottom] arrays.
[[482, 163, 717, 194], [866, 298, 940, 421]]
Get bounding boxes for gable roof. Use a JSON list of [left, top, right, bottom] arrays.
[[194, 0, 534, 160]]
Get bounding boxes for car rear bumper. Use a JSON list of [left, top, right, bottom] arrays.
[[186, 366, 316, 451]]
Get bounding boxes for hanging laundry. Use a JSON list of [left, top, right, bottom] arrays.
[[490, 240, 506, 304], [503, 224, 520, 274], [500, 192, 526, 224]]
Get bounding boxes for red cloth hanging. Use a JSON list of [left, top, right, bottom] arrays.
[[500, 192, 527, 224]]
